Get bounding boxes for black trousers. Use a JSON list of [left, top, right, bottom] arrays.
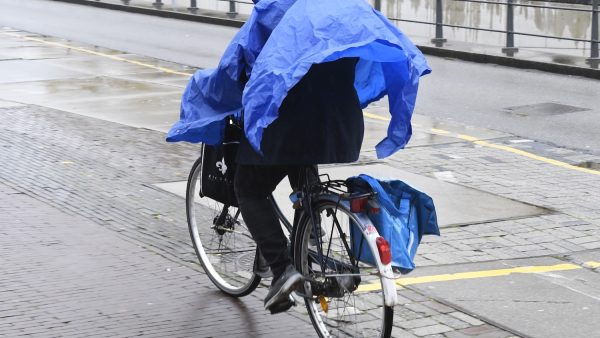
[[234, 164, 317, 279]]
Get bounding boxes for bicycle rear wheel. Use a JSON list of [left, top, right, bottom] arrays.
[[186, 157, 260, 297], [294, 198, 393, 337]]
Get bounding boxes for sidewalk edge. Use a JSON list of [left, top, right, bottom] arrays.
[[418, 46, 600, 80]]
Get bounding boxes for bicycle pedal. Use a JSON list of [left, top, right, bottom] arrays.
[[267, 297, 296, 315]]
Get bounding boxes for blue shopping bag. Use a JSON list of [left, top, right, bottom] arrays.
[[348, 174, 440, 274]]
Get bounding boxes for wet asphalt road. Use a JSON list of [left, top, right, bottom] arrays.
[[1, 0, 599, 155]]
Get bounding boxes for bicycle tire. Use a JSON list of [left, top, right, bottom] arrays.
[[293, 196, 393, 338], [186, 156, 261, 297]]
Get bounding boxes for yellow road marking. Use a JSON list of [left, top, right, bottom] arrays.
[[456, 134, 479, 142], [2, 32, 193, 76], [472, 140, 600, 176], [395, 263, 580, 286], [363, 111, 391, 122], [430, 128, 450, 134], [357, 262, 597, 293], [583, 261, 600, 269], [362, 111, 600, 176]]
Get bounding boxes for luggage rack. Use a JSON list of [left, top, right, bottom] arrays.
[[315, 174, 376, 201]]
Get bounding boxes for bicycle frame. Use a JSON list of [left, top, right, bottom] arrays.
[[191, 160, 398, 335]]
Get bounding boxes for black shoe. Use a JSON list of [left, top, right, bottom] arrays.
[[253, 249, 273, 278], [264, 265, 303, 311], [268, 295, 296, 315]]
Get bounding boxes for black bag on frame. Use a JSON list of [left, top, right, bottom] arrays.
[[199, 117, 242, 207]]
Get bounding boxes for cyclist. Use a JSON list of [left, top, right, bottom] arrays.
[[166, 0, 431, 316], [234, 57, 364, 314]]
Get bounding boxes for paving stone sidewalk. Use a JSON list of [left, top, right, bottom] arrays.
[[389, 138, 600, 267], [0, 104, 517, 337], [0, 181, 318, 337]]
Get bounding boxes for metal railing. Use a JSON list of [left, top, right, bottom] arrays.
[[383, 0, 599, 67], [94, 0, 599, 68]]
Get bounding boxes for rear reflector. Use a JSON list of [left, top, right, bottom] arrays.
[[367, 200, 380, 214], [376, 237, 392, 265], [350, 197, 369, 213]]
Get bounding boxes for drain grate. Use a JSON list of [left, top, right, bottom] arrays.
[[575, 161, 600, 170], [504, 102, 590, 117]]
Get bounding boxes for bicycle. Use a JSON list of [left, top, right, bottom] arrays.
[[186, 160, 399, 337]]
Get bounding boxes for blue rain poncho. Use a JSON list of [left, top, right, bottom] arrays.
[[166, 0, 431, 159]]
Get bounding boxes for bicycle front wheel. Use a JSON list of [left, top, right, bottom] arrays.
[[294, 198, 393, 338], [186, 157, 260, 297]]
